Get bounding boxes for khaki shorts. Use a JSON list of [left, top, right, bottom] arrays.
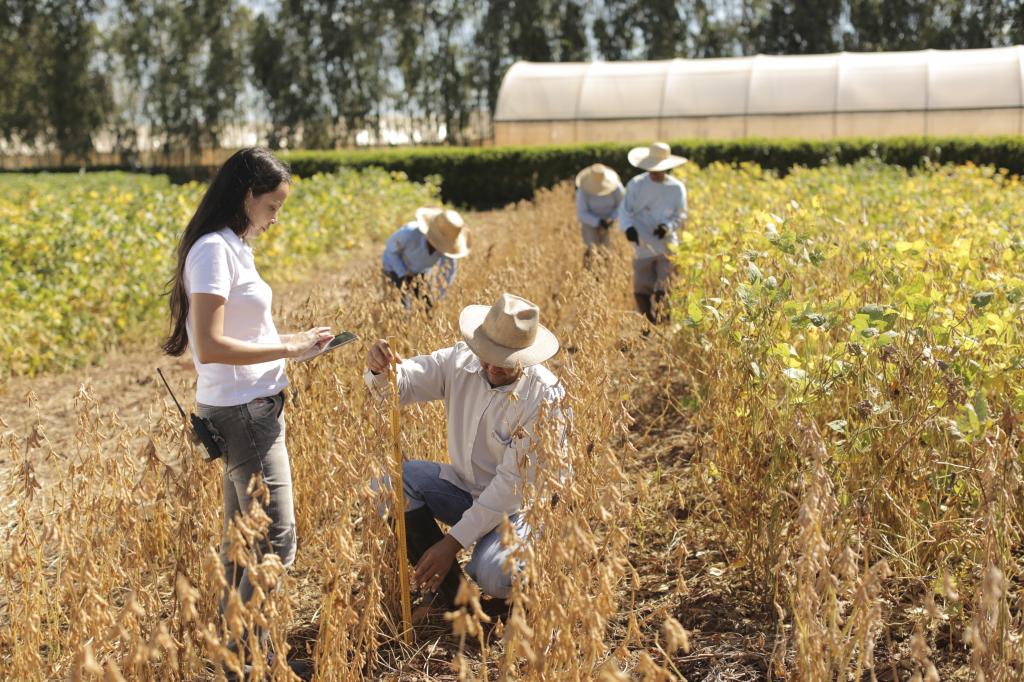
[[632, 255, 675, 295], [580, 222, 612, 248]]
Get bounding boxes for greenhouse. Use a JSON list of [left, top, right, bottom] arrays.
[[493, 46, 1024, 145]]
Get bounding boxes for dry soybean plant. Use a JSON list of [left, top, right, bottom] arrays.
[[670, 161, 1024, 678], [0, 184, 684, 680]]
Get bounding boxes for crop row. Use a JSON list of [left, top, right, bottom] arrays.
[[0, 170, 438, 377], [668, 160, 1024, 613]]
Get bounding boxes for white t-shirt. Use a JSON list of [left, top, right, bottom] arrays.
[[184, 227, 288, 406]]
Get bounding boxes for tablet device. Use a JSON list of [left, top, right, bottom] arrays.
[[323, 331, 358, 353]]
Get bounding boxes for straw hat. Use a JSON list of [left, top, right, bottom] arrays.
[[627, 142, 687, 172], [459, 293, 559, 368], [415, 207, 470, 259], [575, 163, 622, 196]]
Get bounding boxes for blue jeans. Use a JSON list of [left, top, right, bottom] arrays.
[[383, 460, 528, 599]]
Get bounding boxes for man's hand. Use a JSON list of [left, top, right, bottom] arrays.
[[625, 226, 639, 244], [367, 339, 402, 375], [654, 224, 668, 239], [598, 218, 613, 229], [413, 534, 462, 593]]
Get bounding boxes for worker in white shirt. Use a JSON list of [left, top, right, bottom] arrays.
[[365, 293, 565, 618], [574, 163, 624, 267], [619, 142, 688, 324], [381, 207, 470, 306]]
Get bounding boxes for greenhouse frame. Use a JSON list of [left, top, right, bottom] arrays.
[[492, 46, 1024, 145]]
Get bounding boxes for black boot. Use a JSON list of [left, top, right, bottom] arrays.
[[651, 291, 669, 324], [403, 506, 462, 610], [634, 293, 656, 327]]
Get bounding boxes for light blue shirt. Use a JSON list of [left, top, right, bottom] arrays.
[[575, 186, 624, 227], [381, 222, 457, 287], [619, 173, 687, 258]]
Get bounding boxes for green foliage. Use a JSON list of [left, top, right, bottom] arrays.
[[594, 0, 685, 59], [0, 169, 438, 377], [108, 0, 251, 154], [251, 1, 396, 149], [283, 135, 1024, 209], [0, 0, 111, 162], [668, 158, 1024, 584], [6, 1, 1024, 160]]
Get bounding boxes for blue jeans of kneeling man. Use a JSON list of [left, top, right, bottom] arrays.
[[375, 460, 528, 599]]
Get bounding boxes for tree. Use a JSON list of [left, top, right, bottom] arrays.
[[110, 0, 249, 157], [1010, 0, 1024, 44], [0, 0, 111, 162], [508, 0, 555, 61], [844, 0, 946, 51], [634, 0, 684, 59], [475, 0, 567, 114], [318, 0, 394, 145], [252, 1, 406, 148], [198, 1, 250, 150], [594, 0, 640, 60], [687, 0, 746, 58], [0, 0, 47, 149], [556, 0, 590, 62], [250, 5, 324, 149], [752, 0, 844, 54], [943, 0, 1015, 48], [593, 0, 686, 60], [44, 0, 112, 162], [389, 0, 486, 144]]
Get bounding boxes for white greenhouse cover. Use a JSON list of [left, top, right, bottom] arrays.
[[494, 46, 1024, 121]]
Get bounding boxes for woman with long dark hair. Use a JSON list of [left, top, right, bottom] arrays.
[[163, 147, 331, 671]]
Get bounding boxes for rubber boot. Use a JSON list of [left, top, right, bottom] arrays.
[[404, 506, 462, 611], [635, 293, 655, 326], [223, 656, 313, 682], [651, 291, 669, 324]]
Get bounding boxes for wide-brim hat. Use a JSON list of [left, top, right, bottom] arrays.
[[627, 142, 688, 172], [575, 163, 622, 196], [416, 207, 470, 259], [459, 293, 559, 368]]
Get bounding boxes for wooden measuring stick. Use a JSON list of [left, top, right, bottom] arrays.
[[389, 360, 414, 644]]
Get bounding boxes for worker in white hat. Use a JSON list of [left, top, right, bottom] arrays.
[[619, 142, 688, 324], [381, 207, 470, 306], [365, 293, 566, 620], [574, 163, 624, 266]]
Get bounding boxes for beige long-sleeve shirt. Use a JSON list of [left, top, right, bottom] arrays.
[[364, 341, 565, 547]]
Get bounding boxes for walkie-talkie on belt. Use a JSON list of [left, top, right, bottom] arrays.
[[156, 368, 224, 461]]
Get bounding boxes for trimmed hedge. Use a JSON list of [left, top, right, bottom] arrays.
[[7, 164, 217, 185], [283, 136, 1024, 209]]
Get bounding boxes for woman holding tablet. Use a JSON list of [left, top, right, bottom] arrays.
[[161, 147, 331, 669]]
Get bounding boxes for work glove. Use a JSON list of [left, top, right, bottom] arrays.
[[625, 227, 639, 244], [654, 224, 668, 239]]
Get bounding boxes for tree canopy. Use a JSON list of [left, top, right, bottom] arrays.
[[3, 0, 1024, 161]]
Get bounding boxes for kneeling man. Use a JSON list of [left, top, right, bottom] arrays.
[[381, 207, 470, 307], [365, 293, 565, 614]]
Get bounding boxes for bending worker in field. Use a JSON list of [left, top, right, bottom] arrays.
[[619, 142, 688, 324], [574, 163, 624, 267], [381, 207, 470, 306], [365, 293, 566, 619]]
